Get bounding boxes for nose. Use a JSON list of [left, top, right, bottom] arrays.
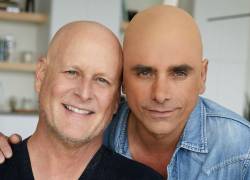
[[74, 78, 93, 101], [151, 76, 171, 104]]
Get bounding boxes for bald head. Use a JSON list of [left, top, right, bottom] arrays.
[[47, 21, 122, 65], [36, 21, 123, 93], [124, 5, 203, 64]]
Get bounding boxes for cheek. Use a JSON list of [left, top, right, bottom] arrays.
[[50, 77, 75, 97], [51, 83, 68, 96], [124, 75, 149, 98], [178, 76, 201, 94], [176, 80, 200, 107]]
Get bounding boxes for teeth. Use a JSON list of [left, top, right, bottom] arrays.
[[65, 105, 92, 115]]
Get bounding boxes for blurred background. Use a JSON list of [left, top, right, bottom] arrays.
[[0, 0, 250, 138]]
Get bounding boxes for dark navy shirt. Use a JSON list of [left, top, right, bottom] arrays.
[[0, 139, 163, 180]]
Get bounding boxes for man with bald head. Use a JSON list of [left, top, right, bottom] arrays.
[[0, 21, 163, 179], [1, 5, 250, 180], [104, 5, 250, 179]]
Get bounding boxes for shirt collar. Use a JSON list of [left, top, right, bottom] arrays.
[[179, 97, 208, 153]]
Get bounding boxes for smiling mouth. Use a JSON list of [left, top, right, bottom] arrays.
[[63, 104, 94, 115]]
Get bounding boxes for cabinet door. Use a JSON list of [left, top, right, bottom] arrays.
[[193, 0, 250, 115], [194, 0, 250, 20]]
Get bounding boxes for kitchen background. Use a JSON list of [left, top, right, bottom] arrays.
[[0, 0, 250, 138]]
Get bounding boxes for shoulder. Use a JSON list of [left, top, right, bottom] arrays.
[[201, 98, 250, 170], [201, 97, 250, 135], [202, 97, 249, 122], [99, 146, 163, 180]]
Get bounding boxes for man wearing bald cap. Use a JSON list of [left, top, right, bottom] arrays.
[[0, 21, 163, 179], [1, 5, 250, 180], [104, 5, 250, 179]]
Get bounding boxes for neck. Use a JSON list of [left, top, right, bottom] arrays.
[[27, 120, 102, 180], [128, 113, 183, 177], [128, 113, 182, 153]]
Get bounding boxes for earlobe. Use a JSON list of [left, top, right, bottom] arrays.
[[199, 58, 208, 94], [35, 57, 47, 93]]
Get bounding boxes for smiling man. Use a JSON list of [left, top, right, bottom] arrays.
[[0, 21, 162, 179]]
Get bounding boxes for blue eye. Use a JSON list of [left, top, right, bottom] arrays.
[[65, 70, 78, 78], [96, 77, 110, 85], [67, 70, 77, 75]]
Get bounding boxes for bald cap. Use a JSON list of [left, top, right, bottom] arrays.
[[123, 5, 203, 59]]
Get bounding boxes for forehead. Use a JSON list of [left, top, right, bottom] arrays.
[[124, 39, 200, 70], [52, 37, 122, 77], [123, 18, 202, 69]]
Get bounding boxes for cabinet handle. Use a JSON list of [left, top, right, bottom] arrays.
[[207, 13, 250, 22]]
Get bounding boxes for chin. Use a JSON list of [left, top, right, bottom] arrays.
[[62, 135, 91, 147], [56, 131, 95, 147], [143, 120, 178, 136]]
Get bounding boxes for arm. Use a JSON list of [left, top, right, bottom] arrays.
[[0, 133, 22, 164]]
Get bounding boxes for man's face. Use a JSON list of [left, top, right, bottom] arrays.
[[123, 32, 207, 137], [36, 35, 121, 145]]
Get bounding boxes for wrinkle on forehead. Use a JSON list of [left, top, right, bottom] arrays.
[[123, 5, 203, 63]]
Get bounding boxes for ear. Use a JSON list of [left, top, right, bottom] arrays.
[[35, 57, 48, 94], [199, 58, 208, 94]]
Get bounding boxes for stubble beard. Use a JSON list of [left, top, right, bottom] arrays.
[[41, 111, 92, 149]]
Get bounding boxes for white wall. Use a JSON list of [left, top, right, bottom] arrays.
[[193, 0, 250, 115], [49, 0, 122, 39], [0, 115, 38, 139], [125, 0, 162, 11]]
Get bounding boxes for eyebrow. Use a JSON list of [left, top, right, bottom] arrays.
[[63, 65, 116, 81], [131, 64, 194, 73], [131, 64, 156, 73], [168, 64, 194, 73]]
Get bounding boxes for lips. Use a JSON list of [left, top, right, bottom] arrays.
[[144, 107, 178, 118], [63, 104, 94, 115]]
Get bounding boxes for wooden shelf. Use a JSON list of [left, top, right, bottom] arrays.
[[0, 110, 38, 115], [0, 11, 48, 24], [121, 21, 129, 31], [0, 62, 36, 72]]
